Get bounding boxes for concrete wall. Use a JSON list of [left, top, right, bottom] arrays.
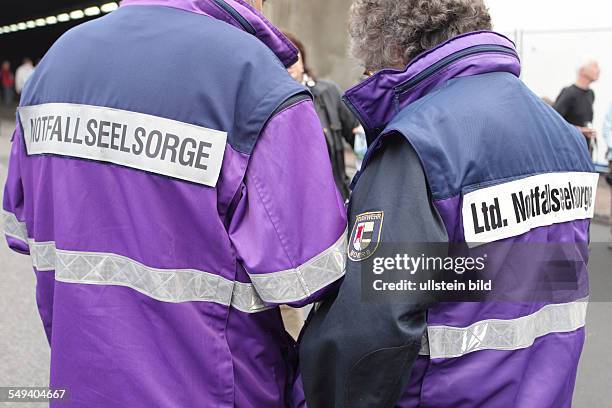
[[264, 0, 362, 90]]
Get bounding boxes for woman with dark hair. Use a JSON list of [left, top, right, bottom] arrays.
[[284, 32, 358, 200]]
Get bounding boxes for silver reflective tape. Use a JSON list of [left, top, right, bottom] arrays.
[[419, 331, 430, 356], [232, 282, 270, 314], [2, 209, 28, 244], [248, 229, 347, 304], [16, 238, 269, 313], [19, 103, 227, 187], [55, 248, 235, 305], [30, 241, 56, 271], [421, 299, 588, 359]]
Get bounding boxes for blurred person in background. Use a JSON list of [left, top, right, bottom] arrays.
[[15, 58, 35, 96], [284, 31, 358, 200], [300, 0, 596, 407], [1, 61, 14, 106], [603, 103, 612, 249], [554, 60, 600, 155]]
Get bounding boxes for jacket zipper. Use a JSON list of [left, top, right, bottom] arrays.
[[212, 0, 257, 35], [343, 44, 519, 136], [343, 44, 519, 190], [396, 44, 519, 94], [342, 95, 366, 132]]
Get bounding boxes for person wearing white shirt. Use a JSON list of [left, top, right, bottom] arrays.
[[15, 58, 35, 95]]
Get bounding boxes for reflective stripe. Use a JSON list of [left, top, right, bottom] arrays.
[[248, 229, 347, 304], [232, 282, 270, 314], [420, 299, 588, 359], [36, 242, 269, 313], [1, 214, 270, 312], [2, 210, 346, 309], [2, 209, 28, 244], [419, 331, 430, 356]]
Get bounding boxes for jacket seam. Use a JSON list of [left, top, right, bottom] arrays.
[[249, 165, 305, 295], [238, 85, 306, 155], [272, 97, 311, 119]]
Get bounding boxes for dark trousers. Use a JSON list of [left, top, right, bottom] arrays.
[[2, 87, 13, 106]]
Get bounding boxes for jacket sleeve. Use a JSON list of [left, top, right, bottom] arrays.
[[2, 122, 30, 254], [300, 134, 448, 408], [229, 98, 348, 308], [330, 82, 358, 148]]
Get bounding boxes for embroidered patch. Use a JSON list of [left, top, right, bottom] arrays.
[[348, 211, 384, 261]]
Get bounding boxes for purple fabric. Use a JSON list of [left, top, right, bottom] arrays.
[[9, 101, 345, 283], [120, 0, 299, 67], [16, 142, 244, 281], [344, 31, 520, 135], [397, 329, 584, 408], [226, 307, 302, 407], [43, 280, 306, 407], [340, 30, 588, 407], [229, 99, 347, 305], [3, 124, 26, 221], [3, 124, 29, 255], [395, 356, 428, 408], [48, 282, 235, 407], [396, 186, 590, 407], [432, 195, 589, 326], [3, 97, 344, 404], [34, 269, 55, 343]]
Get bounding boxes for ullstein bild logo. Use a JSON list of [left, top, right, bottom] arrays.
[[462, 172, 599, 244]]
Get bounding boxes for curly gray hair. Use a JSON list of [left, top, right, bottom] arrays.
[[349, 0, 492, 72]]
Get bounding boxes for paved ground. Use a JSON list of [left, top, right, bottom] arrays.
[[0, 117, 610, 407], [0, 121, 50, 408]]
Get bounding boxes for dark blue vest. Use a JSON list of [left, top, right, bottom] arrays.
[[382, 71, 593, 202]]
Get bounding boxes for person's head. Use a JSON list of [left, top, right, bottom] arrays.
[[348, 0, 492, 73], [577, 60, 600, 85], [283, 31, 314, 82], [1, 61, 9, 70], [23, 58, 33, 66]]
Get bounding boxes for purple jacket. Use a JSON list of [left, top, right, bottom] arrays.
[[302, 31, 594, 408], [2, 1, 347, 406], [351, 31, 593, 408]]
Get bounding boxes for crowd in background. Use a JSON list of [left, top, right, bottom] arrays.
[[549, 59, 612, 247], [0, 58, 35, 107]]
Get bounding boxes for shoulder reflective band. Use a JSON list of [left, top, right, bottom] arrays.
[[462, 172, 599, 245], [419, 299, 588, 359], [247, 229, 347, 304], [1, 212, 269, 313], [18, 103, 227, 187]]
